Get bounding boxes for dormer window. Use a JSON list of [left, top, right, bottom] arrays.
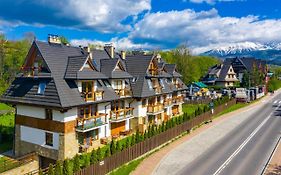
[[147, 79, 153, 89], [82, 81, 94, 101], [132, 77, 138, 83], [37, 82, 46, 95]]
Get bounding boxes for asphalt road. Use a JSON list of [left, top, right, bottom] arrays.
[[178, 94, 281, 175]]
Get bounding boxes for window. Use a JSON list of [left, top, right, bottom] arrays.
[[103, 80, 111, 87], [37, 82, 46, 95], [147, 79, 153, 90], [159, 79, 165, 89], [82, 81, 93, 100], [79, 105, 92, 118], [142, 99, 147, 107], [45, 132, 53, 146], [115, 80, 122, 89], [45, 109, 53, 120]]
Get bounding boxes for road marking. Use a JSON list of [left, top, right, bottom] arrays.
[[212, 105, 279, 175], [273, 100, 277, 104], [279, 101, 281, 104]]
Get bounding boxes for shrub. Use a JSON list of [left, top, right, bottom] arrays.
[[104, 147, 111, 158], [73, 154, 80, 173], [116, 141, 121, 152], [54, 161, 63, 175], [39, 168, 43, 175], [90, 149, 97, 164], [135, 130, 140, 143], [48, 164, 55, 175], [110, 140, 116, 155], [131, 134, 136, 146], [96, 147, 102, 161], [63, 159, 71, 175]]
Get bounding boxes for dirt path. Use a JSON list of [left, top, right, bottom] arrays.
[[131, 92, 279, 175]]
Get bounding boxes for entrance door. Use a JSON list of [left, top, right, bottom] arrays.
[[111, 121, 125, 136]]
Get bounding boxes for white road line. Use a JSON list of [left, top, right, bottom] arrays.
[[273, 100, 277, 104], [212, 105, 279, 175]]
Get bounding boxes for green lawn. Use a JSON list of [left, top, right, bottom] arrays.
[[0, 103, 13, 111], [182, 104, 207, 116], [214, 103, 248, 118], [109, 157, 145, 175]]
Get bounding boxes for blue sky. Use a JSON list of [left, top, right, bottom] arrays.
[[1, 0, 281, 53]]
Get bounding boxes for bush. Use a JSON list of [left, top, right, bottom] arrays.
[[110, 140, 116, 155], [96, 147, 102, 161], [54, 161, 63, 175], [104, 147, 111, 158], [73, 154, 80, 173], [39, 168, 43, 175], [90, 149, 97, 164], [63, 159, 71, 175], [131, 134, 136, 146], [116, 141, 121, 152]]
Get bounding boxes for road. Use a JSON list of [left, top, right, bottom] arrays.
[[154, 93, 281, 175]]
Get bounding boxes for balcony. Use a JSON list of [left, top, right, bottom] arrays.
[[81, 90, 104, 102], [153, 86, 162, 94], [21, 66, 50, 77], [110, 107, 134, 122], [114, 87, 132, 97], [172, 95, 184, 104], [76, 113, 107, 132], [147, 103, 164, 115], [174, 83, 183, 89], [164, 98, 173, 107]]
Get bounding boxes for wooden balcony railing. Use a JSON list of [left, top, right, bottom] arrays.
[[164, 98, 172, 106], [114, 87, 132, 97], [174, 83, 183, 89], [81, 90, 104, 102], [110, 107, 134, 121], [76, 112, 107, 131], [147, 103, 164, 114], [153, 86, 162, 94], [172, 95, 184, 104]]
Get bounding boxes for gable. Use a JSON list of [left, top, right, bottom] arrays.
[[113, 60, 125, 71], [80, 56, 97, 72], [22, 42, 50, 73]]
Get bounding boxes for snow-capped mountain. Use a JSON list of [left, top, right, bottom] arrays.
[[202, 42, 281, 65]]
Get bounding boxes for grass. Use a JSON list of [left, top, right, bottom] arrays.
[[109, 157, 145, 175], [213, 103, 248, 118], [0, 103, 13, 111], [182, 104, 207, 116]]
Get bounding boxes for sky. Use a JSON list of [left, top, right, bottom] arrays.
[[1, 0, 281, 54]]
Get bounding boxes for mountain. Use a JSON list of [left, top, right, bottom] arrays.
[[202, 42, 281, 65]]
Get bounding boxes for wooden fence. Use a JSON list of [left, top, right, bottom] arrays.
[[75, 99, 236, 175], [184, 98, 212, 105]]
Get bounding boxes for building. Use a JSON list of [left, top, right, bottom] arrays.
[[0, 35, 187, 166], [224, 57, 268, 82], [202, 64, 239, 87]]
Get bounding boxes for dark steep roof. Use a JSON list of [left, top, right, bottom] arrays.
[[165, 64, 182, 77], [100, 59, 133, 79], [64, 55, 107, 79]]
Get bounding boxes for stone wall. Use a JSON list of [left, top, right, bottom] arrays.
[[58, 132, 79, 160]]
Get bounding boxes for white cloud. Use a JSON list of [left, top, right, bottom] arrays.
[[189, 0, 242, 5], [36, 0, 151, 32], [70, 37, 156, 50], [129, 8, 281, 53]]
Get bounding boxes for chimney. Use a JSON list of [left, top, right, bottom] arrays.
[[121, 51, 126, 60], [48, 34, 61, 44], [104, 43, 115, 58], [83, 46, 93, 59]]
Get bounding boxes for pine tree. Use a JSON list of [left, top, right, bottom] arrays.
[[104, 147, 111, 157], [73, 154, 80, 173], [96, 147, 102, 161], [135, 130, 140, 143], [38, 168, 43, 175], [116, 141, 121, 152], [110, 140, 116, 155], [131, 134, 136, 146], [63, 159, 71, 175], [90, 149, 97, 164], [54, 161, 63, 175], [125, 137, 130, 148], [83, 154, 90, 167], [144, 130, 147, 140], [47, 164, 54, 175]]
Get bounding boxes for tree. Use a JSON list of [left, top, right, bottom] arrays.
[[90, 149, 97, 164], [59, 36, 69, 45], [38, 168, 43, 175], [73, 154, 80, 173], [63, 159, 71, 175], [54, 161, 63, 175], [96, 147, 102, 161], [104, 147, 111, 157], [135, 130, 140, 143], [48, 164, 55, 175], [110, 140, 116, 155], [116, 141, 121, 152]]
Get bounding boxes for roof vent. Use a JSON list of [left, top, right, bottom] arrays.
[[48, 34, 61, 44]]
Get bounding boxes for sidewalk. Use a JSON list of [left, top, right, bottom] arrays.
[[131, 92, 279, 175], [265, 141, 281, 175]]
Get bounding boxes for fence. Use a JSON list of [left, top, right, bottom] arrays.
[[75, 99, 236, 175], [184, 98, 212, 105]]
